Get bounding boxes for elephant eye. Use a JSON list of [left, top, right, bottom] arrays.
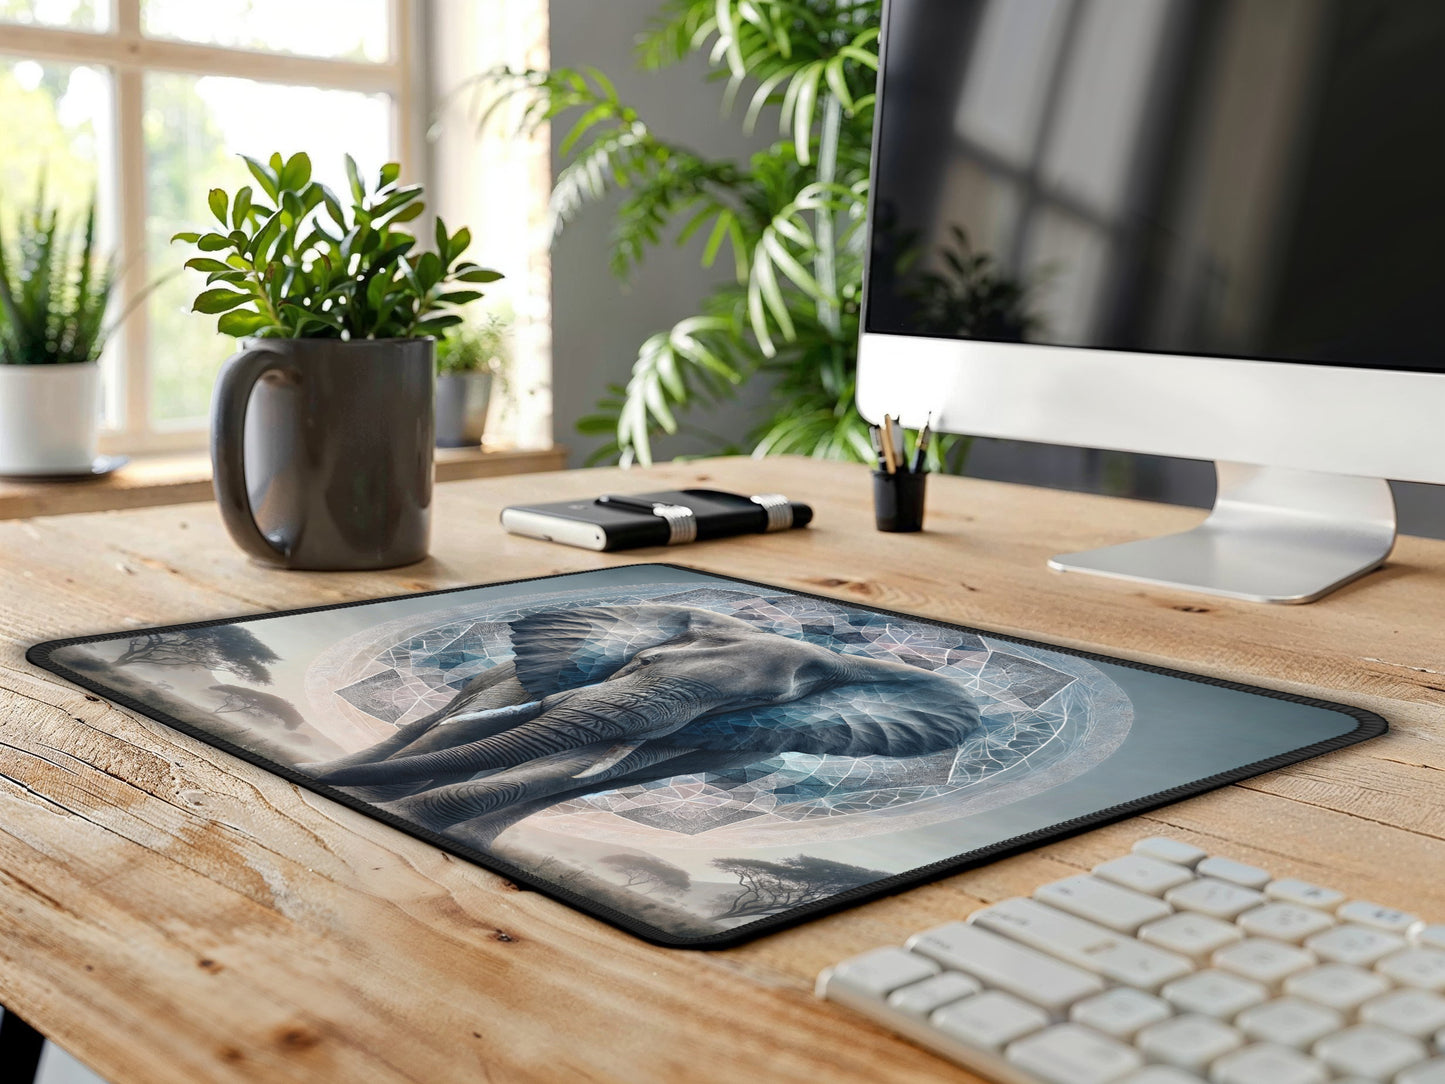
[[637, 653, 657, 665]]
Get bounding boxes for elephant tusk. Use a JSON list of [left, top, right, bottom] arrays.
[[572, 739, 646, 779]]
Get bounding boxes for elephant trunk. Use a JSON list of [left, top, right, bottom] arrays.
[[315, 677, 714, 788], [385, 742, 695, 832]]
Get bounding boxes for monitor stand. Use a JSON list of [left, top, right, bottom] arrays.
[[1048, 462, 1396, 604]]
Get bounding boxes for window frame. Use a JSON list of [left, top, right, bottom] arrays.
[[0, 0, 423, 453]]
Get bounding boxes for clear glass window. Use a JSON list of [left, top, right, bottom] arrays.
[[140, 0, 390, 62], [0, 0, 109, 32], [144, 73, 392, 424]]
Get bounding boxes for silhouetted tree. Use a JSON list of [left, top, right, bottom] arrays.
[[209, 684, 306, 730], [115, 627, 279, 685], [531, 855, 588, 889], [600, 853, 692, 894], [713, 855, 886, 919]]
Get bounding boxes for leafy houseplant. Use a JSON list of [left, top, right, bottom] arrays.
[[483, 0, 1027, 470], [172, 151, 501, 340], [434, 313, 511, 447], [172, 152, 503, 571], [0, 186, 116, 474]]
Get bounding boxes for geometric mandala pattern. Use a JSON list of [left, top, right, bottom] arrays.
[[325, 583, 1130, 838]]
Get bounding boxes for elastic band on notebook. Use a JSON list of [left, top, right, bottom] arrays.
[[750, 493, 793, 532], [652, 504, 698, 545]]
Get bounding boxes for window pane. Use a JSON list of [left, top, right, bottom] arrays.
[[141, 0, 390, 62], [145, 74, 392, 425], [0, 0, 109, 31], [0, 58, 120, 424]]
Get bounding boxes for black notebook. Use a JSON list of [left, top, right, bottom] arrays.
[[500, 488, 813, 551]]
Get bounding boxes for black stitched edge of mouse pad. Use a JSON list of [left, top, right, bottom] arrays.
[[28, 563, 1385, 949]]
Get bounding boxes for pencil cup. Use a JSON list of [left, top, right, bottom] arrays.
[[872, 469, 926, 532]]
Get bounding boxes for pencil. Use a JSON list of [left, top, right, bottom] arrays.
[[881, 414, 899, 474]]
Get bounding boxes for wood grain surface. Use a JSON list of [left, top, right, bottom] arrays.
[[0, 445, 568, 520], [1, 455, 1441, 1083]]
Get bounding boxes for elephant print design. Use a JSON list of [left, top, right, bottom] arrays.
[[309, 604, 983, 843]]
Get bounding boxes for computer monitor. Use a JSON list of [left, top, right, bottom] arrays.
[[858, 0, 1445, 603]]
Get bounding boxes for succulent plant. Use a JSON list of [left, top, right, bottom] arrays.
[[0, 183, 115, 365]]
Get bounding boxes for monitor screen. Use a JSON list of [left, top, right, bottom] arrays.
[[865, 0, 1445, 374]]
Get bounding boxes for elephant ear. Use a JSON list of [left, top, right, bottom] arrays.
[[507, 604, 755, 697], [679, 665, 981, 757]]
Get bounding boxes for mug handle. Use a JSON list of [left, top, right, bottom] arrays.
[[210, 345, 292, 564]]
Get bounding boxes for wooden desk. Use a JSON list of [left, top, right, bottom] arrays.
[[0, 444, 568, 520], [1, 456, 1442, 1083]]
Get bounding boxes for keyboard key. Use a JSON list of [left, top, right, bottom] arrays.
[[1161, 971, 1267, 1018], [1236, 904, 1334, 944], [817, 945, 938, 999], [1304, 923, 1406, 966], [1036, 875, 1173, 933], [1196, 857, 1271, 890], [1265, 879, 1344, 911], [1139, 913, 1243, 962], [1234, 998, 1341, 1048], [1212, 939, 1316, 987], [931, 990, 1049, 1050], [1208, 1043, 1328, 1084], [1133, 838, 1208, 868], [1137, 1014, 1243, 1071], [1337, 899, 1420, 934], [1121, 1068, 1207, 1084], [887, 971, 981, 1016], [972, 898, 1193, 990], [1166, 879, 1265, 920], [1283, 963, 1391, 1012], [816, 841, 1443, 1084], [908, 922, 1105, 1012], [1378, 947, 1445, 991], [1359, 988, 1445, 1038], [1312, 1025, 1427, 1078], [1399, 1059, 1445, 1084], [1071, 989, 1172, 1040], [1007, 1023, 1144, 1084], [1094, 855, 1194, 896]]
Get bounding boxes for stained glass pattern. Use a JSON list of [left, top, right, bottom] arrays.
[[312, 580, 1133, 843]]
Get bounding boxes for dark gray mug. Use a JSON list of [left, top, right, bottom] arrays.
[[210, 338, 435, 570]]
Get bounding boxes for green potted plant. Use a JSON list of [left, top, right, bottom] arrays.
[[0, 187, 116, 477], [434, 311, 511, 447], [479, 0, 1030, 472], [173, 151, 502, 570]]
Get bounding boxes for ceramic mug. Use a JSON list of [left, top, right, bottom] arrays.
[[210, 337, 435, 570]]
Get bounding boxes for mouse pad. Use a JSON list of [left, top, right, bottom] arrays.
[[28, 564, 1385, 948]]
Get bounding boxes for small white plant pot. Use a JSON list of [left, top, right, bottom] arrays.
[[0, 362, 101, 474]]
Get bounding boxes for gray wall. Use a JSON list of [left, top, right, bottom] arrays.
[[548, 1, 1445, 540], [549, 0, 774, 467]]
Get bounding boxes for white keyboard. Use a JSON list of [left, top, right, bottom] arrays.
[[816, 837, 1445, 1084]]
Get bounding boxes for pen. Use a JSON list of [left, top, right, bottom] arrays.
[[598, 495, 672, 515], [869, 425, 888, 472], [892, 417, 907, 472], [912, 413, 932, 474]]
